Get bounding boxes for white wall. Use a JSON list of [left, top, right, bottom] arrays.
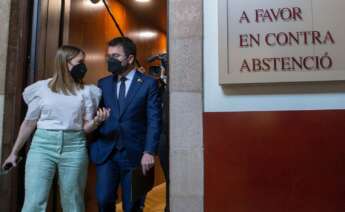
[[204, 0, 345, 112]]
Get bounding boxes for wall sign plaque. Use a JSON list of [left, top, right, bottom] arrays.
[[218, 0, 345, 84]]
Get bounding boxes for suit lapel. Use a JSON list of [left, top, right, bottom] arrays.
[[119, 71, 143, 118], [111, 75, 121, 117]]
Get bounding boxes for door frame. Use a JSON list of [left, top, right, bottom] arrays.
[[0, 0, 205, 211], [0, 0, 33, 211]]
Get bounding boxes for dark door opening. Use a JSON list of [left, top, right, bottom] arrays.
[[27, 0, 169, 211]]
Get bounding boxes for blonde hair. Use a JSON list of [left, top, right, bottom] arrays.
[[48, 45, 85, 95]]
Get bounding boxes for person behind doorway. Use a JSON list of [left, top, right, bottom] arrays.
[[158, 66, 169, 212], [2, 45, 110, 212], [89, 37, 161, 212], [148, 64, 170, 212]]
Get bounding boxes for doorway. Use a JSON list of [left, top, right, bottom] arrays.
[[65, 0, 168, 211], [1, 0, 205, 211], [23, 0, 169, 211]]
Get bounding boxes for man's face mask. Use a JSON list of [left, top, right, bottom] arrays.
[[70, 63, 87, 83], [107, 57, 128, 75]]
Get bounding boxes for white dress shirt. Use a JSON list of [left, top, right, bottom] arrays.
[[22, 78, 101, 130]]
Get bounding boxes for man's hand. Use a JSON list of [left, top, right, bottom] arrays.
[[141, 152, 155, 175]]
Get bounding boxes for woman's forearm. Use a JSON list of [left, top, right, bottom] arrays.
[[11, 120, 37, 155]]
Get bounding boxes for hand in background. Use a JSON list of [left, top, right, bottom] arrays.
[[138, 66, 146, 74]]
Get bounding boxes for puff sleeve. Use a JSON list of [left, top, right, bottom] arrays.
[[22, 81, 43, 120], [83, 85, 102, 122]]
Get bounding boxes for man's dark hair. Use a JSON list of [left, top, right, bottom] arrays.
[[108, 37, 137, 59]]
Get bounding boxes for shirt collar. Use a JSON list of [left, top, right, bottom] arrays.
[[118, 69, 136, 81]]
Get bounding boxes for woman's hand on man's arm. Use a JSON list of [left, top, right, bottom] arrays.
[[83, 107, 111, 133]]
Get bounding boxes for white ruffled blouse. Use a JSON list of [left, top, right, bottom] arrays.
[[22, 78, 101, 130]]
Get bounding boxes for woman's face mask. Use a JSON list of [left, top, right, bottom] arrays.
[[70, 63, 87, 83]]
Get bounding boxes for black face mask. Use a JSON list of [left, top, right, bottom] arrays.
[[107, 57, 127, 75], [70, 63, 87, 83]]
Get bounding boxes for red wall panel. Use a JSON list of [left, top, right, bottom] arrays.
[[204, 110, 345, 212]]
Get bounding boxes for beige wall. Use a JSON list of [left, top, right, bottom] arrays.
[[169, 0, 204, 211], [0, 0, 11, 163]]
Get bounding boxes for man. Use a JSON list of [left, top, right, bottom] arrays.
[[89, 37, 161, 212]]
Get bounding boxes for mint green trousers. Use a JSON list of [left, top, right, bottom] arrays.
[[22, 129, 88, 212]]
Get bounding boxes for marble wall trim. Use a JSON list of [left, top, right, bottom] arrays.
[[169, 0, 204, 211]]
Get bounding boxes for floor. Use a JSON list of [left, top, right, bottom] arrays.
[[116, 183, 166, 212]]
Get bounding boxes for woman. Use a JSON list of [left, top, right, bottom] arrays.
[[2, 45, 109, 211]]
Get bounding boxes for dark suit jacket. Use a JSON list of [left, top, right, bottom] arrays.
[[89, 70, 161, 165]]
